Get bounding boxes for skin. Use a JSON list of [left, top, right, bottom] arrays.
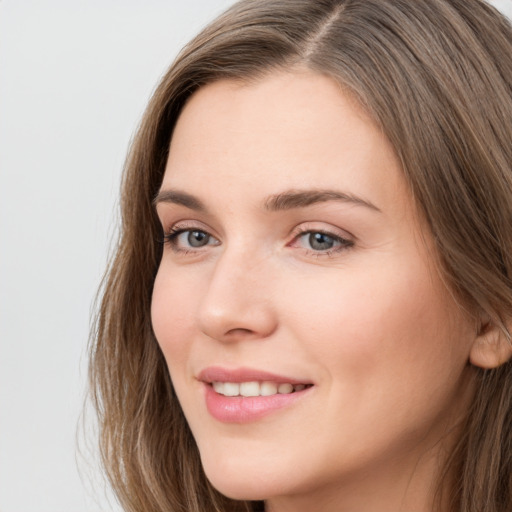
[[151, 70, 482, 512]]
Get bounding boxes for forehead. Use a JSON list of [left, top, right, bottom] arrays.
[[162, 70, 408, 216]]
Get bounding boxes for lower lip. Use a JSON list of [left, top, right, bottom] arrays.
[[204, 383, 312, 423]]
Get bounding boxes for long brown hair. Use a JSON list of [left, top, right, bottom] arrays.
[[89, 1, 512, 510]]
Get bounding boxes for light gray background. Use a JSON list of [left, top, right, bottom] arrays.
[[1, 1, 511, 511]]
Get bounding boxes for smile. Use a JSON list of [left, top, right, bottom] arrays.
[[199, 367, 314, 423], [212, 381, 309, 397]]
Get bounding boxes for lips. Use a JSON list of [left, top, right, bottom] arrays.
[[198, 366, 314, 423], [199, 366, 311, 383]]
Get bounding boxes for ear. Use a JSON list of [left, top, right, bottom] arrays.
[[469, 316, 512, 369]]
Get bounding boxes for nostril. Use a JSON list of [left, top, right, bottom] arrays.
[[226, 327, 254, 336]]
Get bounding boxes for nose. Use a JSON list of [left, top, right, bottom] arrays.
[[196, 248, 278, 343]]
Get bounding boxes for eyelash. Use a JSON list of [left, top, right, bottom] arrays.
[[161, 225, 354, 256], [289, 227, 354, 256], [161, 226, 219, 255]]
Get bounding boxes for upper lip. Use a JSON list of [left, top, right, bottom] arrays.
[[198, 366, 313, 385]]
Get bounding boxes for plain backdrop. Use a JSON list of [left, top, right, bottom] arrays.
[[0, 1, 511, 511]]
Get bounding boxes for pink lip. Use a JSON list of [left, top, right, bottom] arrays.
[[198, 366, 312, 385], [198, 366, 314, 424]]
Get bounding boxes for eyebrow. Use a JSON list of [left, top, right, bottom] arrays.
[[153, 188, 381, 213], [153, 189, 208, 212], [264, 189, 381, 212]]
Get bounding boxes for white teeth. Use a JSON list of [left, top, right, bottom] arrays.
[[278, 383, 294, 394], [212, 381, 224, 394], [212, 381, 308, 397], [223, 382, 240, 397], [240, 381, 260, 397], [260, 381, 278, 396]]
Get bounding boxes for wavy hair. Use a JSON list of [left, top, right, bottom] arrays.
[[89, 1, 512, 510]]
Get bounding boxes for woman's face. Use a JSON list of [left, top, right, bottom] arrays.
[[152, 71, 477, 510]]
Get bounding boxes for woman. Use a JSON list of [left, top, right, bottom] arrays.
[[89, 1, 512, 511]]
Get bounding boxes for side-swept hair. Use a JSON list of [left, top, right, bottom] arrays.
[[89, 1, 512, 510]]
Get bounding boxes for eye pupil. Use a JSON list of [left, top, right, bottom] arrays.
[[188, 230, 209, 247], [309, 232, 335, 251]]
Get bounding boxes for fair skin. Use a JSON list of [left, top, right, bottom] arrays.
[[151, 70, 493, 512]]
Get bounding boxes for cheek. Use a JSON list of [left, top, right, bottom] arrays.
[[277, 261, 425, 352], [151, 267, 196, 367], [270, 260, 473, 476], [280, 257, 472, 400]]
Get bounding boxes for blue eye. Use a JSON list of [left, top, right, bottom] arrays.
[[182, 230, 211, 247], [295, 230, 352, 253], [306, 232, 337, 251], [163, 228, 219, 251]]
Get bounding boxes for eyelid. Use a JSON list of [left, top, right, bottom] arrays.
[[160, 219, 217, 238], [289, 222, 354, 243], [288, 223, 355, 255], [161, 220, 221, 253]]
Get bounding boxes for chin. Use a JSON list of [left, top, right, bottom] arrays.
[[200, 451, 286, 501], [204, 470, 268, 501]]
